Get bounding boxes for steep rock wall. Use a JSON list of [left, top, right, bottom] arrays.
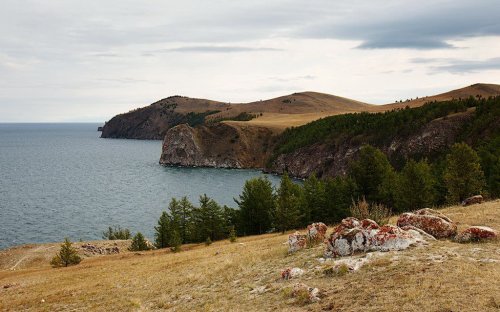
[[159, 123, 275, 169]]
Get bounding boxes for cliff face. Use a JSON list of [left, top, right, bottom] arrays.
[[101, 96, 229, 140], [268, 110, 476, 178], [160, 123, 275, 169]]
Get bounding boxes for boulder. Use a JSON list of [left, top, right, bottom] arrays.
[[462, 195, 484, 206], [281, 267, 305, 280], [288, 232, 308, 253], [454, 226, 498, 243], [396, 208, 457, 238], [325, 218, 427, 257], [306, 222, 328, 243]]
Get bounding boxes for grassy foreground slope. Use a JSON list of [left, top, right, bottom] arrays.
[[1, 201, 499, 311]]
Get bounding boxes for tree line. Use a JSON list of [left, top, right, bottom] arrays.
[[147, 141, 489, 248]]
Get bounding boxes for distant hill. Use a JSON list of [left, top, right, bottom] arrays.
[[101, 83, 500, 139], [100, 92, 373, 139]]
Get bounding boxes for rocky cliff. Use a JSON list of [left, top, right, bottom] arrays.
[[267, 110, 476, 178], [101, 96, 229, 139], [160, 123, 275, 169]]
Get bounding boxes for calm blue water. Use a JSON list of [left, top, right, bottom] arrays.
[[0, 123, 280, 249]]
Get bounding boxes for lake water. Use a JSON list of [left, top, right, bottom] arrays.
[[0, 123, 280, 249]]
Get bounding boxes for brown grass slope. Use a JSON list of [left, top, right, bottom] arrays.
[[1, 200, 499, 311], [375, 83, 500, 111]]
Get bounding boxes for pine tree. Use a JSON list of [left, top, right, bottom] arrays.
[[395, 159, 436, 211], [154, 211, 172, 249], [274, 172, 303, 234], [302, 174, 326, 224], [205, 236, 212, 246], [235, 177, 275, 235], [444, 143, 485, 203], [50, 238, 82, 267], [349, 145, 397, 206], [324, 176, 358, 224], [170, 196, 194, 243], [228, 226, 237, 243], [169, 229, 182, 252], [129, 232, 150, 251]]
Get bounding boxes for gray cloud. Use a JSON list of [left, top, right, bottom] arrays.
[[298, 0, 500, 49], [413, 57, 500, 74], [150, 46, 282, 53]]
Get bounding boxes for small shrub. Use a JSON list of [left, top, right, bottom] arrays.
[[51, 238, 81, 268], [349, 197, 391, 225], [323, 263, 350, 277], [102, 226, 131, 240], [229, 226, 237, 243], [129, 232, 151, 251], [205, 237, 212, 246], [293, 288, 311, 306]]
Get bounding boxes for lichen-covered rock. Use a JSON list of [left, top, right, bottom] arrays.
[[454, 226, 498, 243], [360, 219, 380, 230], [307, 222, 328, 243], [291, 283, 321, 303], [462, 195, 484, 206], [325, 218, 427, 257], [396, 209, 457, 238], [400, 225, 437, 240], [281, 267, 305, 280], [288, 232, 308, 253]]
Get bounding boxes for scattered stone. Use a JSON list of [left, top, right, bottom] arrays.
[[288, 232, 307, 253], [80, 244, 120, 256], [397, 208, 457, 238], [291, 283, 321, 303], [3, 284, 14, 289], [462, 195, 483, 206], [307, 222, 328, 243], [325, 218, 427, 257], [281, 267, 305, 280], [250, 285, 267, 294], [41, 299, 45, 303], [454, 226, 498, 243]]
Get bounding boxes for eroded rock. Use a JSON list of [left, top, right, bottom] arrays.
[[79, 244, 120, 256], [281, 267, 305, 280], [397, 208, 457, 238], [462, 195, 484, 206], [455, 226, 498, 243], [288, 232, 307, 253], [306, 222, 328, 243], [325, 218, 427, 257]]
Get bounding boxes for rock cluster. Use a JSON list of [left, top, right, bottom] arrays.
[[289, 222, 329, 253], [455, 226, 498, 243], [397, 208, 457, 238], [325, 218, 428, 257], [79, 244, 120, 256]]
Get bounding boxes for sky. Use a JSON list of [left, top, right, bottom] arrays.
[[1, 0, 500, 122]]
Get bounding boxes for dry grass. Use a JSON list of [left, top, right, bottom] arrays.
[[1, 200, 499, 311]]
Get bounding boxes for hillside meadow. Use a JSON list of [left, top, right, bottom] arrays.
[[1, 200, 499, 311]]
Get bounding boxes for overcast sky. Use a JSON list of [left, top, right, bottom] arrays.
[[1, 0, 499, 122]]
